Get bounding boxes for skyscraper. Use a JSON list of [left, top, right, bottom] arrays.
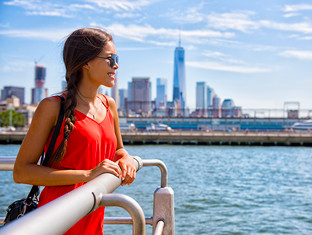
[[212, 95, 221, 118], [196, 82, 206, 110], [206, 86, 215, 117], [127, 81, 132, 103], [129, 77, 151, 114], [172, 38, 186, 115], [32, 65, 47, 104], [118, 88, 128, 110], [156, 78, 167, 110], [206, 86, 214, 109]]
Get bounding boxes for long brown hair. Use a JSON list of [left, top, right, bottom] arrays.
[[48, 28, 112, 166]]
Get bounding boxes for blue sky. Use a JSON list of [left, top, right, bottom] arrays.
[[0, 0, 312, 110]]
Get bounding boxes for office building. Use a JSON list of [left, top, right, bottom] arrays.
[[1, 86, 25, 104], [129, 77, 151, 114], [222, 99, 235, 117], [206, 86, 214, 109], [172, 39, 186, 115], [32, 65, 47, 104], [156, 78, 167, 110], [212, 95, 221, 118], [118, 88, 128, 110], [127, 81, 132, 103], [196, 82, 206, 110]]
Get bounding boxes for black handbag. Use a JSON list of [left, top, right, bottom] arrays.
[[4, 96, 65, 225]]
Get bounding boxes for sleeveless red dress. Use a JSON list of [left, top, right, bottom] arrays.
[[38, 94, 117, 235]]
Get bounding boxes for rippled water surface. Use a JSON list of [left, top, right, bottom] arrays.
[[1, 145, 312, 234]]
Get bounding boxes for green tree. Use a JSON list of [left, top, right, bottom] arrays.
[[0, 109, 25, 127]]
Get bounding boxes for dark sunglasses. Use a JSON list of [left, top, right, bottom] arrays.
[[96, 54, 118, 68]]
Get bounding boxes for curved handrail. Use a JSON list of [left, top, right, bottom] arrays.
[[0, 157, 144, 235], [142, 159, 168, 188], [100, 194, 145, 234]]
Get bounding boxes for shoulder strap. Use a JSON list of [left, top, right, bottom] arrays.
[[42, 95, 65, 166], [100, 94, 109, 109], [26, 95, 65, 203]]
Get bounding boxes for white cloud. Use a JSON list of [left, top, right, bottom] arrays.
[[0, 28, 72, 42], [164, 2, 206, 24], [187, 61, 271, 74], [284, 4, 312, 12], [86, 0, 155, 11], [202, 50, 244, 64], [283, 12, 299, 18], [206, 11, 258, 33], [4, 0, 74, 17], [289, 34, 312, 40], [1, 60, 33, 72], [115, 12, 141, 19], [280, 50, 312, 60], [0, 23, 234, 48], [96, 23, 235, 45], [70, 4, 95, 11], [259, 20, 312, 34]]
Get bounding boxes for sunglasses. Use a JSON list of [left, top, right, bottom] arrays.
[[96, 54, 119, 68]]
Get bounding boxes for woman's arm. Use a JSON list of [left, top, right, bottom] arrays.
[[13, 97, 121, 186], [107, 96, 136, 186]]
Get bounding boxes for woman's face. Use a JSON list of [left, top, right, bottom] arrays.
[[85, 40, 119, 88]]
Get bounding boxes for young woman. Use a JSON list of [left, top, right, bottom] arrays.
[[13, 28, 136, 234]]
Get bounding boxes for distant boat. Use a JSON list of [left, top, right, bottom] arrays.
[[146, 123, 172, 132], [291, 120, 312, 132], [119, 123, 136, 132]]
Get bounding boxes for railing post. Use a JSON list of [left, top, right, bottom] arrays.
[[152, 187, 175, 235]]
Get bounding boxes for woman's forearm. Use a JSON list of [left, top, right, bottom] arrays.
[[13, 163, 90, 186]]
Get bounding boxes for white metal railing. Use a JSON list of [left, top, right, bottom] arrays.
[[0, 156, 175, 235]]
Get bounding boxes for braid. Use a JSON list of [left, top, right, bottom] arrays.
[[48, 73, 79, 166]]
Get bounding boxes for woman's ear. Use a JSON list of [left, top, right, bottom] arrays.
[[82, 63, 89, 70]]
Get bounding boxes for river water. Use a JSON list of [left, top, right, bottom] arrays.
[[0, 145, 311, 234]]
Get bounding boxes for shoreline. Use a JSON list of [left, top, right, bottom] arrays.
[[1, 131, 312, 146]]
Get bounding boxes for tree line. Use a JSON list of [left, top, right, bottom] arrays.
[[0, 110, 25, 127]]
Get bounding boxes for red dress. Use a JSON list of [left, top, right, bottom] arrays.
[[38, 94, 117, 235]]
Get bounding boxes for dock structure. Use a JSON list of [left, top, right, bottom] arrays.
[[0, 131, 311, 146], [121, 131, 312, 146]]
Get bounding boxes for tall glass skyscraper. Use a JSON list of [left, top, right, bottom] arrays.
[[172, 40, 186, 114], [156, 78, 167, 109]]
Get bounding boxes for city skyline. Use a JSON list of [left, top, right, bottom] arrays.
[[0, 0, 312, 109]]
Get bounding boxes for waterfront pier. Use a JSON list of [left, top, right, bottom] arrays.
[[121, 131, 312, 146], [1, 131, 311, 146]]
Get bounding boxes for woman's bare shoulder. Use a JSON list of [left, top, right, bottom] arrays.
[[35, 96, 62, 121], [104, 95, 116, 107]]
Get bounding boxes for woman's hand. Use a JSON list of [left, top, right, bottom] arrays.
[[89, 159, 122, 181], [115, 154, 136, 186]]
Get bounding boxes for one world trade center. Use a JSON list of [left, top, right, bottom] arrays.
[[172, 38, 186, 116]]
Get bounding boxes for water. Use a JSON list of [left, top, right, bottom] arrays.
[[1, 144, 312, 234]]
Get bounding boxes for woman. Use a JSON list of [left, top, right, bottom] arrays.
[[13, 28, 136, 234]]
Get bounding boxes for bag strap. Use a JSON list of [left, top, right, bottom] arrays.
[[26, 95, 65, 203], [42, 95, 65, 166]]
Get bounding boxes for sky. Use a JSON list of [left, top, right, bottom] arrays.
[[0, 0, 312, 111]]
